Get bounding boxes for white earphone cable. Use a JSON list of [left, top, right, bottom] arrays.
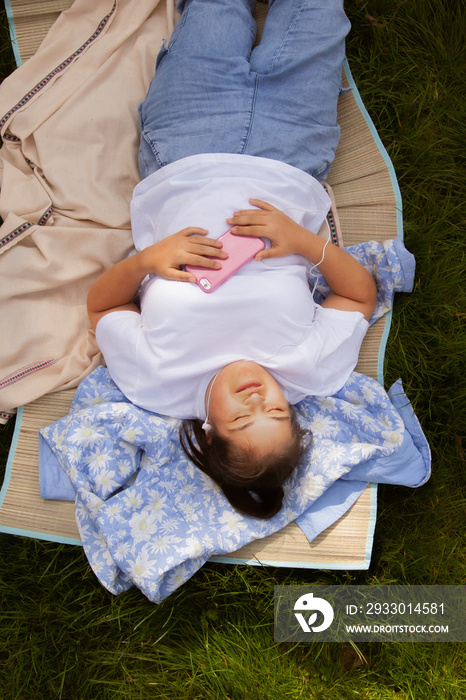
[[280, 206, 331, 295]]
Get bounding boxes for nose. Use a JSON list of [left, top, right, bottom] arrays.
[[244, 392, 263, 407]]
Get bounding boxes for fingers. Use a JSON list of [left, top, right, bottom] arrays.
[[190, 237, 227, 252], [255, 248, 280, 261], [179, 229, 228, 258], [226, 201, 277, 233], [179, 227, 209, 237], [226, 213, 268, 236], [229, 225, 265, 238], [169, 269, 197, 283], [185, 253, 223, 269], [227, 210, 267, 225], [187, 239, 228, 260], [227, 199, 276, 218], [248, 198, 277, 211], [167, 260, 219, 282]]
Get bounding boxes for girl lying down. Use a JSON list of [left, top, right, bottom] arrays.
[[87, 0, 377, 519]]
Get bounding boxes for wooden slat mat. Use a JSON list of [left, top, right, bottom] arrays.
[[0, 0, 404, 569], [5, 0, 73, 64], [0, 391, 80, 544]]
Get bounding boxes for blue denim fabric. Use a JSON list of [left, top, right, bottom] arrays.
[[138, 0, 350, 181]]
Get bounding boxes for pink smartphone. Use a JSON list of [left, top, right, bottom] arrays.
[[186, 229, 265, 293]]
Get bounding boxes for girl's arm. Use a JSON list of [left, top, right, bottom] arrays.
[[87, 227, 227, 329], [227, 199, 377, 321]]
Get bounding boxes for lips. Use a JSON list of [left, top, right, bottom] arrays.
[[236, 381, 262, 393]]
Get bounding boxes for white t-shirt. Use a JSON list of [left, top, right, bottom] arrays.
[[96, 153, 369, 419]]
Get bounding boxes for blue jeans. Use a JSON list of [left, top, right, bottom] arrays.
[[138, 0, 350, 181]]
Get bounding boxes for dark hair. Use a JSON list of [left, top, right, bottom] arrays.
[[179, 408, 311, 519]]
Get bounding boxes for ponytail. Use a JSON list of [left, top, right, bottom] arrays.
[[221, 483, 286, 520]]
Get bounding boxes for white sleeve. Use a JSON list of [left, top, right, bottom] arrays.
[[312, 306, 369, 395], [95, 311, 142, 401]]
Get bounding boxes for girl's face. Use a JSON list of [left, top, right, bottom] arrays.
[[206, 361, 293, 455]]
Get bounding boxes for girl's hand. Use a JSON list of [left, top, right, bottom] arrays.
[[226, 199, 312, 261], [88, 227, 228, 328], [142, 227, 228, 282]]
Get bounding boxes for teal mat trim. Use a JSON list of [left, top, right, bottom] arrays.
[[0, 524, 82, 546], [4, 0, 21, 66], [209, 558, 370, 570], [0, 404, 83, 545]]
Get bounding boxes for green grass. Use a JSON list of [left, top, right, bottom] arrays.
[[0, 0, 465, 698]]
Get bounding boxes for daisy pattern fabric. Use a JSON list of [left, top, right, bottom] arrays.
[[39, 239, 430, 602]]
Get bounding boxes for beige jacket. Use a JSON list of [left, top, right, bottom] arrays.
[[0, 0, 175, 419]]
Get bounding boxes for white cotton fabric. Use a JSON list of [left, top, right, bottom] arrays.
[[96, 153, 369, 419]]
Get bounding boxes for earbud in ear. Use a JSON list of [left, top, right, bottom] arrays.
[[202, 421, 211, 433]]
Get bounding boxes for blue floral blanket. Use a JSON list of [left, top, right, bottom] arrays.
[[39, 239, 430, 603]]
